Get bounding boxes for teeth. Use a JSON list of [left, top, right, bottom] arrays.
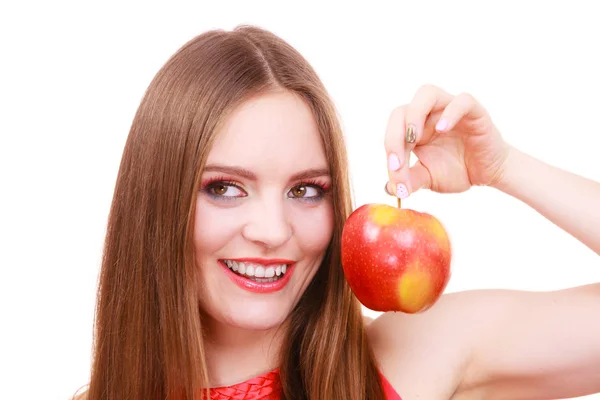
[[223, 260, 288, 280]]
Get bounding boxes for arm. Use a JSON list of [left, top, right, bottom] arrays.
[[459, 148, 600, 398], [493, 146, 600, 255], [369, 286, 600, 399], [455, 285, 600, 399]]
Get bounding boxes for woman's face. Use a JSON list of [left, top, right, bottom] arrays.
[[194, 91, 334, 331]]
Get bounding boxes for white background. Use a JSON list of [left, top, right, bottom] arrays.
[[1, 1, 599, 399]]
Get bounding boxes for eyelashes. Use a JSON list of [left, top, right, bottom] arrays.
[[286, 179, 330, 202], [200, 177, 330, 203], [202, 179, 246, 201]]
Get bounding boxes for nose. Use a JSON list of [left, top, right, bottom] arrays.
[[242, 198, 292, 249]]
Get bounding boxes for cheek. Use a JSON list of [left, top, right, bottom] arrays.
[[292, 202, 334, 254], [193, 200, 242, 256]]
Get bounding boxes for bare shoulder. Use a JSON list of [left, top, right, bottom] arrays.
[[365, 289, 507, 398], [366, 288, 517, 344], [366, 289, 486, 346]]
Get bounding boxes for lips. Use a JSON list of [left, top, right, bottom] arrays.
[[219, 258, 295, 294], [225, 258, 295, 265]]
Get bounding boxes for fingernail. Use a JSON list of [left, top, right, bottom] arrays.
[[388, 153, 401, 171], [406, 125, 416, 143], [436, 119, 448, 132], [396, 183, 409, 199]]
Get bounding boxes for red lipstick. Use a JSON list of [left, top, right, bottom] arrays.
[[219, 259, 295, 294], [226, 257, 295, 266]]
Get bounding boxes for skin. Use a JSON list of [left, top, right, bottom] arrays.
[[194, 90, 334, 386], [195, 86, 600, 398]]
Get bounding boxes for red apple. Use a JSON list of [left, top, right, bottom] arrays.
[[341, 203, 452, 313]]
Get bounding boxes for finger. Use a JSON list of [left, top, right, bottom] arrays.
[[385, 160, 432, 199], [384, 85, 453, 199], [434, 92, 487, 133], [384, 105, 412, 198], [404, 84, 454, 146], [408, 160, 432, 193]]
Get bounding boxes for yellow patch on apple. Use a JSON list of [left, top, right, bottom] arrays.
[[369, 204, 401, 226], [398, 268, 434, 313], [427, 217, 451, 250]]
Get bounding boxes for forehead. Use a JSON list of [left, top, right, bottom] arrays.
[[206, 91, 327, 174]]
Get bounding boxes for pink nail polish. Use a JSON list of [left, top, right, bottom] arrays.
[[396, 184, 409, 199], [388, 153, 401, 171], [436, 119, 448, 132]]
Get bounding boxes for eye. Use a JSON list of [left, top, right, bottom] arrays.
[[288, 184, 321, 199], [205, 182, 246, 198]]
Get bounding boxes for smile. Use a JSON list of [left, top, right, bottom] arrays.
[[223, 260, 288, 282], [219, 258, 295, 293]]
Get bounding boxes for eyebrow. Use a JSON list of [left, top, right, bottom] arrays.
[[202, 164, 331, 182]]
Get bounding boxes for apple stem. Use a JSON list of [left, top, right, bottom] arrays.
[[397, 198, 401, 208]]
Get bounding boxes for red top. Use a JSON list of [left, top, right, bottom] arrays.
[[207, 368, 401, 399]]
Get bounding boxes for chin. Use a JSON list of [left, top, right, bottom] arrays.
[[221, 304, 292, 331]]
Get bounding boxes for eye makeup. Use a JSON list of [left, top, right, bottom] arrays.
[[200, 176, 331, 203], [201, 176, 247, 201]]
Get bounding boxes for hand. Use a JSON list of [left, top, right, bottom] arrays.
[[384, 84, 511, 198]]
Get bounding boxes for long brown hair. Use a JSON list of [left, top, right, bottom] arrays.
[[76, 25, 384, 400]]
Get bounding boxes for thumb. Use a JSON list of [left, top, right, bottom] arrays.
[[409, 160, 432, 193]]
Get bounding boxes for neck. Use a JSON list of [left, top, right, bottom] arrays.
[[202, 317, 287, 387]]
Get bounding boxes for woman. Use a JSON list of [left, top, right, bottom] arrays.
[[74, 25, 600, 399]]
